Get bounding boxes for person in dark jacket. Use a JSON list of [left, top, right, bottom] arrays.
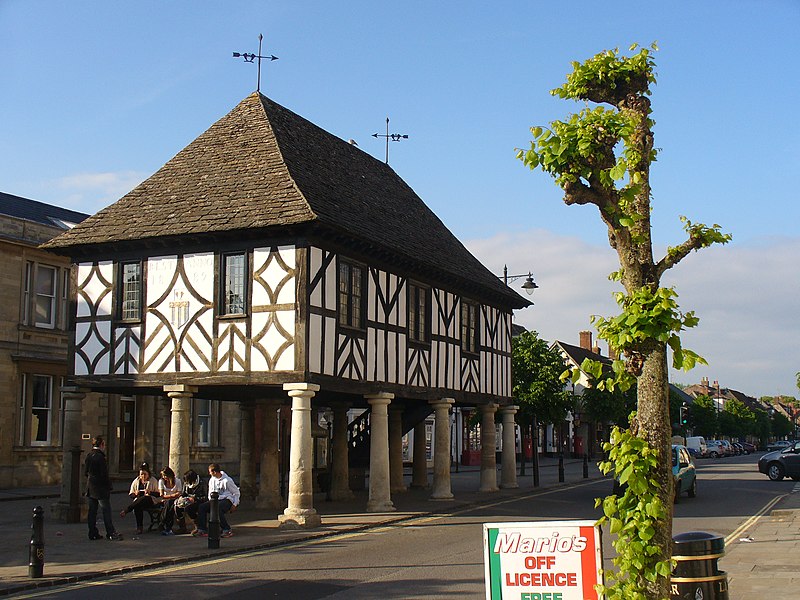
[[84, 436, 123, 541], [174, 469, 207, 534]]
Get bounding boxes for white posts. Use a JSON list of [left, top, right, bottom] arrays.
[[430, 398, 455, 500], [366, 393, 395, 512], [499, 405, 519, 489], [480, 402, 499, 492], [165, 385, 196, 480], [279, 383, 322, 528]]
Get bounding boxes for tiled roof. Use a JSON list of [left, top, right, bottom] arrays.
[[554, 341, 613, 369], [44, 93, 529, 308], [0, 191, 89, 229]]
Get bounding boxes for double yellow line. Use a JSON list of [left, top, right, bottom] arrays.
[[724, 492, 787, 547]]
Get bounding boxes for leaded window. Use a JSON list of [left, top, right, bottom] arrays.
[[221, 252, 247, 315], [338, 260, 365, 329]]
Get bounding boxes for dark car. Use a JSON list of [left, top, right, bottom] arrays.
[[740, 441, 757, 453], [758, 441, 800, 481], [766, 440, 792, 452]]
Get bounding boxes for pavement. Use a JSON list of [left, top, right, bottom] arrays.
[[0, 456, 797, 598]]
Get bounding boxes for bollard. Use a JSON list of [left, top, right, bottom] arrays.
[[558, 454, 565, 483], [583, 452, 589, 479], [671, 531, 729, 599], [29, 506, 44, 578], [208, 492, 220, 549]]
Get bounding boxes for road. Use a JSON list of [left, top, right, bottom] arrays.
[[11, 453, 792, 599]]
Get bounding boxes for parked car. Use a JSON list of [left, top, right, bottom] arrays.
[[731, 442, 744, 455], [673, 444, 697, 501], [686, 436, 707, 458], [740, 441, 757, 454], [706, 440, 726, 458], [718, 440, 735, 456], [758, 441, 800, 481], [766, 440, 792, 452]]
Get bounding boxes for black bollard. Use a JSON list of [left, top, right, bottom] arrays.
[[558, 454, 565, 483], [29, 506, 44, 578], [208, 492, 220, 549], [671, 531, 729, 599], [583, 452, 589, 479]]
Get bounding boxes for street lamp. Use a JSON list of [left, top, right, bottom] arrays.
[[501, 265, 538, 296]]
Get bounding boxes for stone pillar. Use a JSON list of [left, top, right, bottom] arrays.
[[389, 405, 407, 493], [165, 385, 196, 479], [256, 399, 283, 510], [239, 402, 257, 500], [410, 420, 428, 488], [479, 402, 499, 492], [52, 386, 87, 522], [366, 393, 395, 512], [279, 383, 321, 528], [500, 405, 519, 489], [430, 398, 455, 500], [330, 402, 354, 501]]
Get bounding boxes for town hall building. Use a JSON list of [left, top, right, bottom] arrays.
[[44, 92, 530, 526]]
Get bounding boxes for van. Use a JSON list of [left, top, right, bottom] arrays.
[[685, 436, 707, 458]]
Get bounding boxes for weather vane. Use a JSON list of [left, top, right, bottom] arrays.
[[232, 33, 278, 93], [372, 117, 408, 164]]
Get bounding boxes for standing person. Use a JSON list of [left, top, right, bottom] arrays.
[[192, 464, 240, 538], [84, 436, 123, 541], [158, 467, 183, 535], [175, 469, 206, 534], [119, 464, 161, 534]]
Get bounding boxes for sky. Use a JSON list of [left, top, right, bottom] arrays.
[[2, 1, 798, 397]]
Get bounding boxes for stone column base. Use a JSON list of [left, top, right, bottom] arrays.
[[366, 499, 396, 513], [279, 508, 322, 529], [50, 499, 85, 523]]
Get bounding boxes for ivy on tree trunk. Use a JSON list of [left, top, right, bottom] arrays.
[[518, 43, 731, 600]]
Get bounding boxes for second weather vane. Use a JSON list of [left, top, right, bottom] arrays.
[[372, 117, 408, 165], [232, 34, 278, 93]]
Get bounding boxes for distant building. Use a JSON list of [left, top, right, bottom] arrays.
[[0, 192, 89, 486]]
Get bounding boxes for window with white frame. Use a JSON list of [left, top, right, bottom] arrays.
[[118, 261, 142, 321], [19, 374, 55, 446], [221, 252, 246, 316], [193, 398, 219, 447], [22, 262, 67, 329], [460, 299, 479, 355]]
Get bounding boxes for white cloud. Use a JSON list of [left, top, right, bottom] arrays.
[[53, 171, 147, 214], [467, 231, 800, 398]]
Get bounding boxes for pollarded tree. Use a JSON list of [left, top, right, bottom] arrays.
[[518, 44, 731, 599]]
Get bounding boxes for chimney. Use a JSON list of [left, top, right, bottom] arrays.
[[701, 377, 709, 387], [579, 330, 592, 350], [609, 344, 619, 360], [592, 344, 602, 356]]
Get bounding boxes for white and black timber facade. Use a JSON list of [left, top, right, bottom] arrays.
[[44, 93, 530, 524]]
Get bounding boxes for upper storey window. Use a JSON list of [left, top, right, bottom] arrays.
[[407, 282, 430, 344], [338, 260, 365, 330], [461, 299, 479, 355], [22, 262, 69, 330], [118, 261, 142, 322], [221, 252, 247, 316]]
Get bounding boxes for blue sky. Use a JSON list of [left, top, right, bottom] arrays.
[[2, 1, 798, 397]]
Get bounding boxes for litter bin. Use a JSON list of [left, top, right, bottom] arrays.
[[671, 531, 729, 599]]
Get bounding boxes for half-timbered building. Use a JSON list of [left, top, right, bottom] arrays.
[[44, 92, 530, 526]]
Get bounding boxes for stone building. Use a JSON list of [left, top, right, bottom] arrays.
[[0, 192, 89, 487], [44, 93, 530, 525]]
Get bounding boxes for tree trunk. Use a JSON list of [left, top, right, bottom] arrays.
[[635, 339, 674, 599]]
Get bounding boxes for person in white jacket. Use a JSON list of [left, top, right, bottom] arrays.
[[192, 463, 240, 538]]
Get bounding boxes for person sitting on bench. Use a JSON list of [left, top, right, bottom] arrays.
[[158, 466, 183, 536], [175, 469, 206, 534], [120, 464, 161, 534], [192, 463, 240, 538]]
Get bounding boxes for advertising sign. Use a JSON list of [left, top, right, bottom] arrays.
[[483, 520, 603, 600]]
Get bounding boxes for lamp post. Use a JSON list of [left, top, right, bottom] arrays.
[[501, 266, 538, 296]]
